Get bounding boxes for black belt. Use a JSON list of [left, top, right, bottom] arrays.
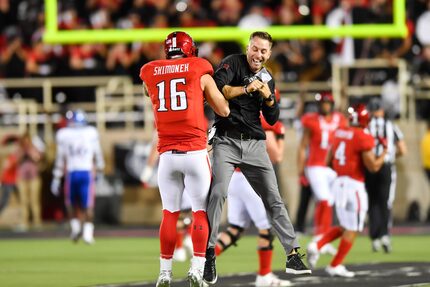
[[171, 150, 187, 154], [220, 129, 254, 141]]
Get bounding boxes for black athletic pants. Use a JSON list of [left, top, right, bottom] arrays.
[[365, 163, 392, 240]]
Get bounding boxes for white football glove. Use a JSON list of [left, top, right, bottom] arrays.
[[140, 165, 154, 184]]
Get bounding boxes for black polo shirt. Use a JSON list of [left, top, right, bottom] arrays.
[[213, 54, 279, 140]]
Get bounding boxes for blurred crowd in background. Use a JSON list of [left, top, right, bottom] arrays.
[[0, 0, 430, 111]]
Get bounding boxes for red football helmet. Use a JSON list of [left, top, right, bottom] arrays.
[[315, 92, 334, 103], [164, 31, 198, 59], [348, 104, 370, 128]]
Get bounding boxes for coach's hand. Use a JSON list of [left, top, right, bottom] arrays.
[[259, 82, 271, 98], [51, 177, 61, 197], [245, 79, 264, 94]]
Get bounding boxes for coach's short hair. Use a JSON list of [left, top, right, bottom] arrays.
[[249, 31, 273, 47]]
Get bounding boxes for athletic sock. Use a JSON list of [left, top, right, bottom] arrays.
[[321, 202, 333, 234], [191, 256, 206, 271], [317, 226, 343, 250], [330, 238, 353, 267], [215, 244, 222, 256], [315, 200, 331, 235], [314, 201, 323, 235], [82, 222, 94, 242], [191, 210, 209, 257], [159, 257, 173, 272], [70, 218, 81, 236], [159, 210, 180, 259], [175, 228, 184, 249], [258, 249, 273, 276]]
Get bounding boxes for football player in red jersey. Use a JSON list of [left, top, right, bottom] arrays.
[[139, 31, 229, 287], [306, 104, 387, 278], [297, 92, 347, 253]]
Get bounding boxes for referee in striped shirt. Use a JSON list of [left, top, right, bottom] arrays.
[[365, 98, 407, 253]]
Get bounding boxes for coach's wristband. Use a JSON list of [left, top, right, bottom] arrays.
[[264, 94, 275, 102]]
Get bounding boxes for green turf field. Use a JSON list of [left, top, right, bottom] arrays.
[[0, 234, 429, 287]]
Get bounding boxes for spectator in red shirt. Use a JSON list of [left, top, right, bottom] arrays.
[[0, 135, 20, 216]]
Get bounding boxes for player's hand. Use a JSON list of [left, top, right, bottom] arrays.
[[140, 165, 154, 186], [51, 177, 61, 197], [299, 174, 309, 187], [378, 136, 388, 149]]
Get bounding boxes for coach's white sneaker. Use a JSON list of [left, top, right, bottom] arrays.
[[255, 272, 291, 287], [156, 270, 172, 287], [306, 242, 320, 269], [325, 265, 355, 278], [173, 247, 188, 262]]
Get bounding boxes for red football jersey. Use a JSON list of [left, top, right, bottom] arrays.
[[331, 126, 375, 182], [302, 112, 347, 166], [1, 153, 18, 184], [140, 57, 213, 153], [261, 115, 285, 136]]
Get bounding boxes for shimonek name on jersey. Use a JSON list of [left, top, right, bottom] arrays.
[[153, 63, 190, 75]]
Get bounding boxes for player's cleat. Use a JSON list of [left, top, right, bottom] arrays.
[[71, 231, 82, 243], [381, 235, 392, 253], [325, 264, 355, 278], [203, 248, 217, 285], [372, 239, 382, 252], [285, 252, 312, 275], [306, 242, 320, 269], [83, 237, 95, 245], [320, 243, 337, 256], [187, 267, 204, 287], [255, 272, 291, 287], [156, 270, 172, 287], [173, 247, 188, 262]]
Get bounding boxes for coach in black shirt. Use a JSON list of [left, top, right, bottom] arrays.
[[212, 53, 278, 140], [203, 31, 310, 285]]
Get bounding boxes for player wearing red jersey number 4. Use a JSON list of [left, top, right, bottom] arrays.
[[139, 31, 229, 287], [298, 92, 347, 254], [306, 104, 387, 278]]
